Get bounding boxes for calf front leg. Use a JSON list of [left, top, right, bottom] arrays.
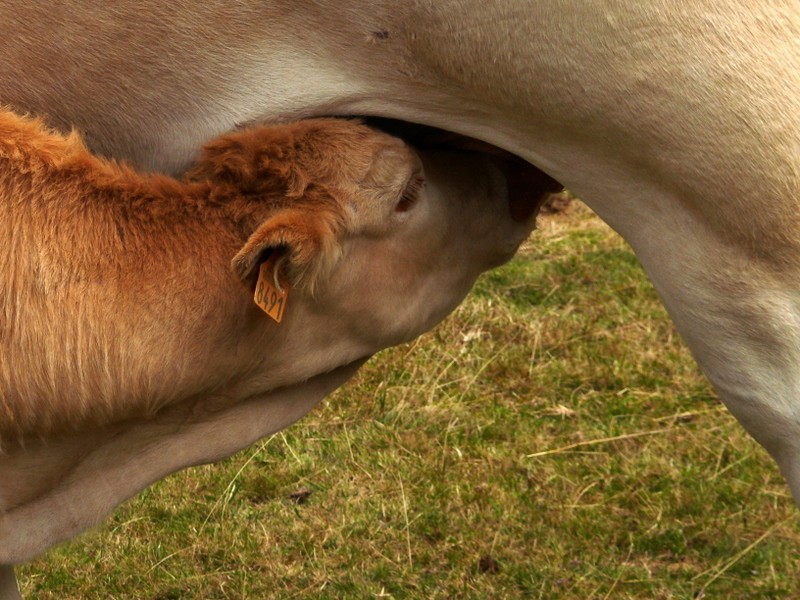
[[0, 565, 21, 600]]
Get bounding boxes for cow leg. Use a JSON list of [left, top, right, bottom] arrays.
[[0, 565, 21, 600], [636, 233, 800, 501], [652, 253, 800, 503], [583, 182, 800, 502]]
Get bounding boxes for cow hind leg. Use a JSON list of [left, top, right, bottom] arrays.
[[585, 182, 800, 505], [0, 565, 21, 600], [645, 234, 800, 503]]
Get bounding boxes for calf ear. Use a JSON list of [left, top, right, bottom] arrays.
[[231, 208, 340, 291]]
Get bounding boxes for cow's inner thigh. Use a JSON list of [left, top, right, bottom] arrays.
[[594, 189, 800, 500]]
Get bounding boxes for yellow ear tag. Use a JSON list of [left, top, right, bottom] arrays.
[[254, 255, 289, 323]]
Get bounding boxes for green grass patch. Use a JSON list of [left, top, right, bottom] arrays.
[[21, 203, 799, 599]]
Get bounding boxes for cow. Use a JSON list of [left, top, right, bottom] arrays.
[[0, 111, 548, 598], [0, 0, 797, 594]]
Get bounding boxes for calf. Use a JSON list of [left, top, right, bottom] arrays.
[[0, 112, 547, 597]]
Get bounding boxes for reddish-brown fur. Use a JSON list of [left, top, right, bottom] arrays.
[[0, 110, 541, 576], [0, 110, 546, 455], [0, 112, 414, 444]]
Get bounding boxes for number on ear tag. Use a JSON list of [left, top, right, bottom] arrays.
[[254, 255, 289, 323]]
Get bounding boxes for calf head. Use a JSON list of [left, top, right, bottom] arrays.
[[190, 119, 541, 389]]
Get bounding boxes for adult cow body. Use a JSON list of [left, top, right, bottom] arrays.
[[0, 0, 798, 592]]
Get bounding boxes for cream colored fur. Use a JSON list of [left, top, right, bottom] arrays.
[[0, 1, 798, 595]]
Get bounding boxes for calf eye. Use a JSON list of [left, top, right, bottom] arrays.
[[396, 175, 424, 212]]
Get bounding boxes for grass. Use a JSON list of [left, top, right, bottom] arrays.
[[20, 202, 799, 599]]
